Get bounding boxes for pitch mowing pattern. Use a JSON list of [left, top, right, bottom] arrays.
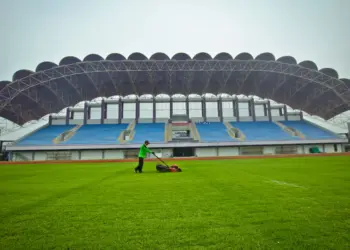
[[0, 157, 349, 249]]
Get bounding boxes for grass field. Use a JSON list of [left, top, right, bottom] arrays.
[[0, 156, 349, 250]]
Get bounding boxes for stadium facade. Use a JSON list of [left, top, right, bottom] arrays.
[[0, 52, 349, 161]]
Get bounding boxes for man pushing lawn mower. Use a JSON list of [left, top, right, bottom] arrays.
[[134, 140, 154, 173], [134, 140, 182, 173]]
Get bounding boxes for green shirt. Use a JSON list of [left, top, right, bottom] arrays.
[[138, 144, 152, 158]]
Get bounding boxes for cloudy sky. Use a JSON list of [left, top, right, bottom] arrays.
[[0, 0, 349, 81]]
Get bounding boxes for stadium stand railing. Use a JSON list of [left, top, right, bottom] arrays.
[[195, 122, 236, 142], [229, 121, 300, 141], [281, 121, 339, 140], [189, 121, 201, 141], [131, 123, 165, 144], [16, 125, 75, 146], [10, 120, 344, 146]]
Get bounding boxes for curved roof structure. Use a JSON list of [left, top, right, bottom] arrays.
[[0, 52, 349, 125], [1, 92, 348, 141]]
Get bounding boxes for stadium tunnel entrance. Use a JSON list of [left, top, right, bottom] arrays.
[[173, 147, 195, 157]]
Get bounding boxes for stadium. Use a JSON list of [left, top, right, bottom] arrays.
[[0, 52, 350, 249], [0, 52, 349, 160]]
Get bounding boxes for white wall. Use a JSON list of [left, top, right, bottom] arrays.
[[90, 107, 101, 119], [256, 116, 269, 121], [106, 104, 119, 119], [223, 117, 237, 122], [206, 102, 218, 117], [104, 119, 118, 124], [140, 103, 153, 118], [161, 148, 172, 158], [238, 102, 250, 117], [69, 119, 84, 125], [123, 103, 136, 119], [81, 150, 103, 160], [13, 152, 33, 161], [287, 115, 301, 121], [189, 102, 202, 118], [218, 147, 239, 156], [271, 116, 285, 121], [207, 117, 220, 122], [87, 119, 101, 124], [324, 144, 343, 153], [297, 145, 304, 154], [156, 102, 170, 118], [271, 109, 281, 116], [34, 151, 47, 160], [324, 144, 335, 153], [73, 112, 84, 120], [104, 150, 124, 159], [52, 120, 66, 125], [263, 146, 275, 155], [148, 148, 163, 158], [9, 143, 346, 162], [138, 118, 153, 123], [173, 102, 186, 115], [222, 101, 234, 118], [240, 117, 253, 122], [195, 147, 217, 157], [155, 118, 169, 123], [254, 104, 265, 116], [71, 151, 80, 160]]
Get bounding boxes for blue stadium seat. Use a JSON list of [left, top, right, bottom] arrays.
[[131, 123, 165, 144], [281, 121, 338, 139], [16, 125, 75, 145], [196, 122, 235, 142], [61, 124, 128, 145], [230, 122, 299, 141]]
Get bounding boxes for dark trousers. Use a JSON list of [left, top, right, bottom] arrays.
[[136, 157, 144, 172]]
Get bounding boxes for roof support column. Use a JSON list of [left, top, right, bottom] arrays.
[[300, 110, 303, 120], [218, 97, 223, 122], [232, 99, 236, 118], [118, 99, 123, 124], [186, 97, 190, 118], [279, 107, 283, 117], [202, 98, 207, 122], [283, 105, 288, 121], [48, 115, 52, 126], [170, 97, 173, 119], [250, 99, 256, 122], [152, 98, 156, 123], [83, 102, 88, 125], [234, 99, 240, 122], [267, 101, 272, 122], [65, 108, 70, 125], [135, 98, 140, 124], [101, 99, 105, 124]]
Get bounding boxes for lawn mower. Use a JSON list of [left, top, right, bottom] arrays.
[[153, 153, 182, 172]]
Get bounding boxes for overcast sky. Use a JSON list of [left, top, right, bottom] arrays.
[[0, 0, 349, 81]]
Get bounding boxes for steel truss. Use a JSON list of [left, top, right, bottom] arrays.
[[0, 60, 349, 124]]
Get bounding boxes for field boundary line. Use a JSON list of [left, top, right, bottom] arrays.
[[265, 180, 306, 189], [1, 152, 349, 165]]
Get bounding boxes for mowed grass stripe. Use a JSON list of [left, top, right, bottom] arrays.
[[0, 156, 349, 249]]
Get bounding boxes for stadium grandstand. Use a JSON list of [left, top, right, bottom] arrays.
[[0, 52, 349, 161]]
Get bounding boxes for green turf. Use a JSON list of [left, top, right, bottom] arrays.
[[0, 156, 349, 250]]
